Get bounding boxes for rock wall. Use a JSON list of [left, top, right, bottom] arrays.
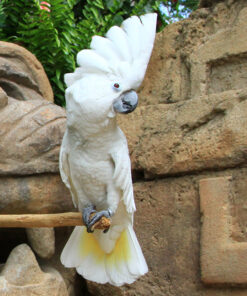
[[88, 0, 247, 295]]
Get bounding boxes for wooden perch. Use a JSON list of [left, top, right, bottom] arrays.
[[0, 212, 111, 229]]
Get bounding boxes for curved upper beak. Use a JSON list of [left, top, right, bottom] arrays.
[[113, 90, 138, 114]]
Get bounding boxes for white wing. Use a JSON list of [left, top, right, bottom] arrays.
[[110, 142, 136, 214], [59, 132, 78, 207]]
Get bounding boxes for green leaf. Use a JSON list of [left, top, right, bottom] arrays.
[[112, 14, 123, 26], [94, 0, 104, 9], [56, 69, 61, 81], [55, 34, 61, 47], [62, 31, 72, 43]]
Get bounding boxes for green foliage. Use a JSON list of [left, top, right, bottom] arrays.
[[0, 0, 79, 105], [0, 0, 199, 106]]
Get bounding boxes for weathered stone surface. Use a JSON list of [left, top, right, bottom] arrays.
[[88, 169, 247, 296], [119, 89, 247, 178], [137, 21, 184, 105], [87, 175, 200, 296], [0, 98, 66, 176], [40, 228, 88, 296], [0, 244, 68, 296], [91, 1, 247, 295], [0, 174, 73, 214], [138, 1, 244, 107], [200, 177, 247, 285], [230, 175, 247, 243], [0, 41, 53, 102], [26, 228, 55, 259], [0, 87, 8, 109], [118, 1, 247, 179], [138, 0, 247, 107], [190, 6, 247, 99]]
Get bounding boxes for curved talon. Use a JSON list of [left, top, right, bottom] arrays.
[[103, 228, 109, 233], [87, 226, 94, 233], [83, 206, 112, 233], [88, 210, 111, 232]]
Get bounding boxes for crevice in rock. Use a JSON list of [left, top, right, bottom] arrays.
[[181, 108, 226, 134], [0, 66, 41, 92], [0, 228, 28, 263], [133, 163, 247, 183], [132, 169, 145, 182]]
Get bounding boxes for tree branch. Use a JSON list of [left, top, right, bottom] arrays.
[[0, 212, 111, 229]]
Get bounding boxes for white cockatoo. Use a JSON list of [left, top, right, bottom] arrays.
[[60, 13, 157, 286]]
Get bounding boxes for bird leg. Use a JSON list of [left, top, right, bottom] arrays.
[[83, 206, 112, 233], [83, 205, 96, 233]]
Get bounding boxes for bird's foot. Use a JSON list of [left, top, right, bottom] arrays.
[[82, 205, 96, 233], [83, 207, 112, 233]]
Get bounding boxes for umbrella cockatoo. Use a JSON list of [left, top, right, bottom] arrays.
[[60, 13, 157, 286]]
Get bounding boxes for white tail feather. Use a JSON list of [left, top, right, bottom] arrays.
[[60, 225, 148, 286]]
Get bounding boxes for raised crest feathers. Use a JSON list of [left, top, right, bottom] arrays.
[[64, 13, 157, 89]]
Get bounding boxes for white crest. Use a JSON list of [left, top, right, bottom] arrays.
[[65, 13, 157, 90]]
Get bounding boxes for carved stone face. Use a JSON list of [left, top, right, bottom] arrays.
[[0, 42, 74, 289], [0, 41, 70, 215], [0, 87, 8, 109], [0, 42, 53, 103]]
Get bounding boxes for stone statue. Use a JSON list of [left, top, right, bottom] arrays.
[[0, 41, 72, 295]]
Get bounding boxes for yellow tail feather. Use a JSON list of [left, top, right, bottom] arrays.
[[80, 227, 131, 265]]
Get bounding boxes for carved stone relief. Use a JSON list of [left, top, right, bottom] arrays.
[[200, 177, 247, 284]]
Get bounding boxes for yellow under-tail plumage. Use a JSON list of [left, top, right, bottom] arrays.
[[80, 228, 131, 266], [61, 224, 148, 286]]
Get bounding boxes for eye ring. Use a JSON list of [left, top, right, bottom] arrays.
[[113, 83, 121, 91]]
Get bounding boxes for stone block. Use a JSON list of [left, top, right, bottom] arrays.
[[118, 89, 247, 178], [88, 170, 247, 295], [190, 6, 247, 99], [200, 177, 247, 284], [0, 244, 68, 296], [26, 228, 55, 259], [87, 176, 201, 296], [0, 174, 73, 214]]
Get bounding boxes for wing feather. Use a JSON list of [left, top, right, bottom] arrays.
[[111, 145, 136, 214], [59, 132, 78, 207]]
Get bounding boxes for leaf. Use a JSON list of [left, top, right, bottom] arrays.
[[106, 0, 123, 13], [56, 69, 61, 81], [55, 34, 61, 47], [112, 14, 123, 26], [94, 0, 104, 9], [62, 31, 72, 43]]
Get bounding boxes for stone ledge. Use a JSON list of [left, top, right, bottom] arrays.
[[118, 89, 247, 178], [0, 174, 73, 214]]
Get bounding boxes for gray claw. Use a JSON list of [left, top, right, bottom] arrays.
[[87, 209, 112, 233]]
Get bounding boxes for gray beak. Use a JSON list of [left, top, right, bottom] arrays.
[[113, 90, 138, 114]]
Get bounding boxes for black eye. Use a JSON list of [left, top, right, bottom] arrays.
[[114, 83, 120, 89]]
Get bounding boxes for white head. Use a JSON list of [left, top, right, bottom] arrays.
[[65, 13, 157, 134]]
